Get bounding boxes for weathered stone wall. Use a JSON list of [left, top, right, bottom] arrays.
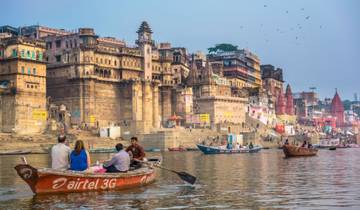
[[195, 96, 247, 126]]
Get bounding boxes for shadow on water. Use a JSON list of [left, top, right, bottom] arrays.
[[0, 150, 360, 209]]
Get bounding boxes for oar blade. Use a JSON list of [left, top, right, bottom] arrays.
[[177, 172, 197, 185]]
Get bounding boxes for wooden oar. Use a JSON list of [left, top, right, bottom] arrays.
[[136, 160, 197, 185]]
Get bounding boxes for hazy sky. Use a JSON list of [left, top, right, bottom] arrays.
[[1, 0, 359, 100]]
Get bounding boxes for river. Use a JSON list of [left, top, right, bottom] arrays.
[[0, 149, 359, 209]]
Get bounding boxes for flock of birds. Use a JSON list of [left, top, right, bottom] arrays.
[[238, 4, 323, 46]]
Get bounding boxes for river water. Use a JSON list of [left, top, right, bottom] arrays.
[[0, 149, 360, 210]]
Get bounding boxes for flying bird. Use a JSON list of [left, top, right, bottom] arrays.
[[305, 16, 310, 20]]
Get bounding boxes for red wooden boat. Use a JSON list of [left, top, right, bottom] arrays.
[[168, 147, 187, 152], [283, 145, 318, 157], [14, 158, 161, 194]]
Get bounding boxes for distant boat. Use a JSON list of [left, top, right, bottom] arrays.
[[89, 148, 116, 153], [329, 146, 336, 151], [168, 147, 187, 152], [0, 150, 32, 155], [318, 138, 340, 149], [196, 144, 261, 155], [145, 148, 161, 152], [185, 147, 199, 151], [283, 145, 318, 157]]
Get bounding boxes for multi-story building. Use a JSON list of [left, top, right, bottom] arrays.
[[40, 21, 190, 134], [261, 64, 284, 100], [187, 60, 247, 127], [0, 36, 47, 134], [208, 49, 262, 89]]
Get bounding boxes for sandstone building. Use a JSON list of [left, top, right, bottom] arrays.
[[0, 36, 47, 134], [41, 22, 190, 134]]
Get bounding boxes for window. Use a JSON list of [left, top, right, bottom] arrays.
[[38, 52, 43, 61], [31, 51, 35, 60], [65, 41, 68, 48], [55, 40, 61, 48], [114, 60, 117, 66], [21, 50, 25, 58], [12, 49, 17, 57], [27, 67, 31, 74], [27, 51, 30, 58], [55, 55, 61, 62], [46, 42, 52, 49], [70, 40, 73, 48], [0, 50, 2, 57], [74, 40, 77, 47], [33, 68, 36, 75], [21, 66, 24, 74]]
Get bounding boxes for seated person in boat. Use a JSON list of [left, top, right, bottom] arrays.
[[70, 140, 91, 171], [126, 137, 145, 169], [301, 140, 307, 147], [284, 139, 289, 145], [307, 142, 313, 148], [249, 142, 254, 149], [51, 135, 71, 170], [103, 143, 130, 173]]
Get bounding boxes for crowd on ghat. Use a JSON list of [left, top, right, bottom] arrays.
[[51, 135, 145, 173]]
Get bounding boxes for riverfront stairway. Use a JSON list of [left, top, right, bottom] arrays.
[[141, 128, 220, 150]]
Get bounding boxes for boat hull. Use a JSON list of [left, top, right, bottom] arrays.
[[283, 145, 318, 157], [168, 147, 187, 152], [15, 163, 158, 194], [0, 150, 32, 155], [196, 144, 261, 155]]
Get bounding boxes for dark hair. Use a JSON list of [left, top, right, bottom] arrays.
[[58, 135, 66, 143], [131, 137, 138, 141], [74, 140, 85, 155], [115, 143, 123, 152]]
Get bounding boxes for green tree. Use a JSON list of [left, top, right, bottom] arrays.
[[208, 43, 238, 54]]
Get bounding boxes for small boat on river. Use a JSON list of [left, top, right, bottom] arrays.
[[14, 158, 161, 194], [197, 144, 261, 155], [283, 145, 318, 157], [89, 148, 116, 153], [168, 147, 187, 152], [0, 150, 32, 155]]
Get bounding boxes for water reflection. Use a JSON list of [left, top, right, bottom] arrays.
[[0, 149, 360, 209]]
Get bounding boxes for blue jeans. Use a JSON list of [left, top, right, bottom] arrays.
[[104, 165, 127, 173]]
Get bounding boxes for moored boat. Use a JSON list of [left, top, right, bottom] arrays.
[[283, 145, 318, 157], [185, 147, 199, 151], [0, 150, 32, 155], [15, 158, 161, 194], [168, 147, 187, 152], [89, 148, 116, 153], [197, 144, 261, 155]]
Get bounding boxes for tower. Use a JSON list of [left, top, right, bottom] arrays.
[[285, 84, 294, 115], [331, 89, 344, 127], [136, 21, 153, 80], [276, 89, 286, 115]]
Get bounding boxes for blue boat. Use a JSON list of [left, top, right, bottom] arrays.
[[196, 144, 262, 155]]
